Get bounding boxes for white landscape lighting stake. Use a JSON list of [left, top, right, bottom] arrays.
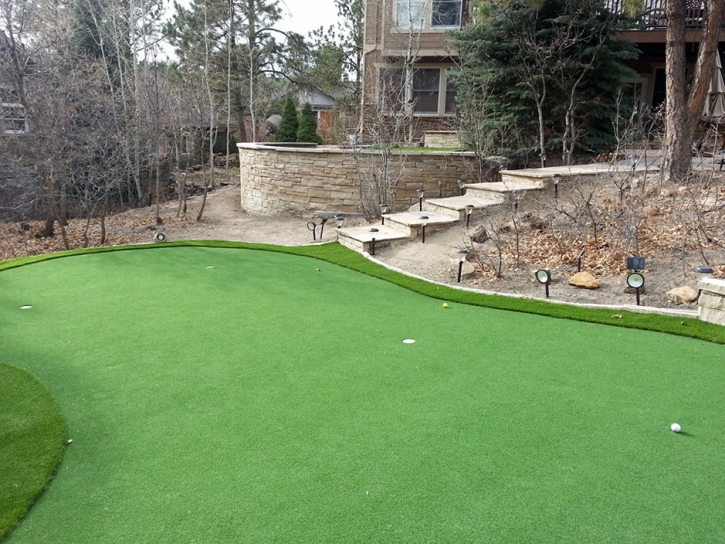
[[535, 269, 551, 298], [335, 215, 344, 229]]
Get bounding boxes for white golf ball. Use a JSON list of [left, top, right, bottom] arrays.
[[671, 423, 681, 433]]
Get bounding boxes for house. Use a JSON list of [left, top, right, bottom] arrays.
[[360, 0, 725, 141], [0, 87, 28, 134], [610, 0, 725, 117], [361, 0, 469, 140]]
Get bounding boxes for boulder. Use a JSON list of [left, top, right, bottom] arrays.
[[450, 259, 476, 279], [667, 286, 699, 305], [568, 271, 601, 289]]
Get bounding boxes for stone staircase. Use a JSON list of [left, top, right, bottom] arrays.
[[336, 162, 660, 254], [336, 178, 546, 253]]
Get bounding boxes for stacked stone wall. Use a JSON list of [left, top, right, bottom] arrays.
[[238, 144, 490, 217]]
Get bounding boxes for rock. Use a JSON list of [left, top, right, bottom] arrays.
[[569, 271, 601, 289], [643, 205, 659, 218], [667, 286, 699, 305], [450, 259, 476, 279]]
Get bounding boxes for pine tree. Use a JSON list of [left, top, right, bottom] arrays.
[[297, 102, 323, 143], [275, 95, 299, 142]]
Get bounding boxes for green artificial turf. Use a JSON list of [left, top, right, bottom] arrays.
[[0, 365, 65, 540], [2, 245, 725, 542]]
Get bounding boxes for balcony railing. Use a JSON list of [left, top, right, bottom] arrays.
[[605, 0, 725, 30]]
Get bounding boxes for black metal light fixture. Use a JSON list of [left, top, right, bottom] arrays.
[[457, 179, 466, 195], [335, 215, 344, 229], [627, 272, 645, 306], [694, 265, 714, 274], [457, 249, 469, 282], [306, 221, 317, 241], [420, 216, 428, 243], [539, 152, 547, 168], [379, 203, 391, 225], [552, 173, 560, 199], [535, 269, 551, 298], [629, 154, 639, 171], [369, 228, 379, 255], [154, 232, 166, 242], [464, 204, 475, 229], [416, 189, 425, 211], [577, 248, 586, 272]]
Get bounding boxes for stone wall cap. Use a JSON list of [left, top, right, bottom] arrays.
[[237, 142, 476, 157], [699, 277, 725, 295]]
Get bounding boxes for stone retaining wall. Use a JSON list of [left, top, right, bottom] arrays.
[[238, 143, 496, 216], [698, 277, 725, 326]]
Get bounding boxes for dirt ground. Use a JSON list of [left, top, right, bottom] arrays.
[[2, 173, 723, 313]]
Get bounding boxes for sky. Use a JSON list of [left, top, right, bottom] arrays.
[[277, 0, 342, 36]]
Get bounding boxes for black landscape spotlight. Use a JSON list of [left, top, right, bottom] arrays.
[[417, 189, 425, 211], [577, 248, 586, 272], [369, 228, 379, 255], [694, 265, 714, 275], [552, 173, 560, 199], [380, 203, 391, 225], [457, 249, 469, 283], [465, 205, 475, 228], [457, 179, 466, 195], [335, 215, 345, 229], [420, 216, 429, 243], [627, 272, 645, 306], [535, 269, 551, 298], [306, 221, 318, 241], [154, 232, 166, 242]]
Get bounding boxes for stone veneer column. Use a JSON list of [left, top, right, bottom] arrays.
[[698, 277, 725, 326]]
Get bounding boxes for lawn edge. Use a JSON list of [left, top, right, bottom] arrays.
[[0, 364, 67, 543], [1, 240, 723, 344]]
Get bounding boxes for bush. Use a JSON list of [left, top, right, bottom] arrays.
[[297, 102, 323, 144], [274, 96, 299, 142]]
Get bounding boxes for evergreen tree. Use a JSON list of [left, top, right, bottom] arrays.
[[453, 0, 637, 164], [275, 95, 299, 142], [297, 102, 323, 143]]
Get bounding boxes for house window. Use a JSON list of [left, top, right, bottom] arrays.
[[378, 66, 456, 116], [1, 103, 27, 134], [432, 0, 462, 27], [395, 0, 425, 29], [413, 69, 440, 113], [444, 72, 457, 113], [395, 0, 462, 28]]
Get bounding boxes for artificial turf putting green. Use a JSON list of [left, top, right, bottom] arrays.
[[0, 364, 65, 540], [2, 245, 725, 542]]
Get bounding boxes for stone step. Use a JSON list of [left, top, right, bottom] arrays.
[[383, 211, 458, 238], [337, 224, 410, 253], [500, 163, 656, 183], [425, 195, 504, 220]]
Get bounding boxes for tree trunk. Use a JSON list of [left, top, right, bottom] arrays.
[[661, 0, 724, 182]]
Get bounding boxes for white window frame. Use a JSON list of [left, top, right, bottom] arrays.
[[431, 0, 463, 28], [395, 0, 426, 29], [1, 102, 28, 134], [377, 65, 457, 116], [394, 0, 462, 29]]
